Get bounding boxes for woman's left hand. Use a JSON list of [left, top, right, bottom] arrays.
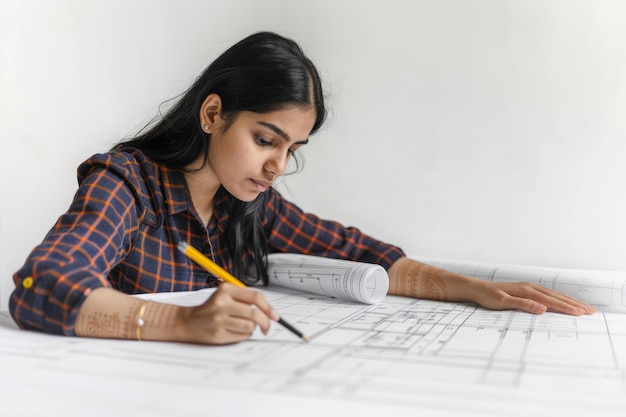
[[388, 257, 596, 316], [467, 280, 596, 316]]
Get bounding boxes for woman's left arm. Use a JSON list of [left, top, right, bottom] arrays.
[[387, 257, 595, 316]]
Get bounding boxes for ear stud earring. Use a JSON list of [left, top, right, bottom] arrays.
[[204, 125, 210, 131]]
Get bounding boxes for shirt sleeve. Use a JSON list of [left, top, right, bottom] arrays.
[[9, 152, 144, 336], [261, 188, 405, 269]]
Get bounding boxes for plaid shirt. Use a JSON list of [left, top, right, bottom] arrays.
[[9, 149, 405, 336]]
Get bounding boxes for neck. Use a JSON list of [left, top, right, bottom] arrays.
[[183, 156, 220, 227]]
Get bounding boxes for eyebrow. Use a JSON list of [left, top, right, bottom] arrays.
[[258, 121, 309, 145]]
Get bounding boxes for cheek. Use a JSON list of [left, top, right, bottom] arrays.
[[213, 141, 255, 178], [226, 145, 252, 172]]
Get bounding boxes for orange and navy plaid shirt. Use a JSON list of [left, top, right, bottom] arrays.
[[9, 149, 405, 336]]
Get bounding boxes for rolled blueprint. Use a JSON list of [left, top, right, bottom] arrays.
[[266, 253, 389, 304]]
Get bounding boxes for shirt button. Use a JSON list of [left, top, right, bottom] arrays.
[[22, 276, 34, 289]]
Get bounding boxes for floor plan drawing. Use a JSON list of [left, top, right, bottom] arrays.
[[1, 286, 625, 417]]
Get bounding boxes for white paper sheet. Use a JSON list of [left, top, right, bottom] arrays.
[[1, 287, 625, 417]]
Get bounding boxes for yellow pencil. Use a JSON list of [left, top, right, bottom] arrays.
[[177, 241, 309, 342]]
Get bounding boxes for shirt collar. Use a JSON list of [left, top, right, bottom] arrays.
[[161, 165, 233, 233], [161, 166, 193, 215]]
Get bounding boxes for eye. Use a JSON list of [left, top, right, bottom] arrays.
[[255, 135, 271, 146]]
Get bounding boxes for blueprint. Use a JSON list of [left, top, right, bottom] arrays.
[[1, 286, 625, 417], [266, 253, 389, 303]]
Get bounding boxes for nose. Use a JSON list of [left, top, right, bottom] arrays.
[[264, 151, 288, 178]]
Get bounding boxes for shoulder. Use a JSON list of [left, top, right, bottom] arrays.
[[257, 187, 308, 226], [77, 148, 160, 183], [75, 149, 174, 227], [260, 187, 290, 212]]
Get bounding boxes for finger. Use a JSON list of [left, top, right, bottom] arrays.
[[498, 283, 595, 316], [198, 304, 262, 343], [219, 283, 279, 321], [188, 309, 257, 345], [526, 292, 583, 315], [210, 285, 273, 334], [530, 286, 596, 314], [496, 294, 549, 315], [508, 283, 591, 315], [528, 292, 589, 316], [223, 301, 273, 335], [204, 324, 255, 345], [218, 314, 260, 336]]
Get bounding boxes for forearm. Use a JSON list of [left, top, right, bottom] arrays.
[[387, 257, 477, 303], [75, 287, 184, 342], [387, 257, 595, 316]]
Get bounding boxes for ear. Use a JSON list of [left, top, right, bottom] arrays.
[[199, 93, 224, 133]]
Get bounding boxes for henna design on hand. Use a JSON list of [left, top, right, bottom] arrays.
[[389, 258, 449, 301], [78, 311, 129, 338]]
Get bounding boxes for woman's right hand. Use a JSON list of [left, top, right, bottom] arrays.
[[177, 283, 279, 345], [76, 285, 278, 345]]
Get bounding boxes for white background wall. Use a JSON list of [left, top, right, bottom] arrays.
[[2, 0, 625, 311]]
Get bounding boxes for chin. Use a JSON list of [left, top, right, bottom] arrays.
[[228, 189, 262, 203]]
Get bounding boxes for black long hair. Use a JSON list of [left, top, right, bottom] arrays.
[[115, 31, 326, 284]]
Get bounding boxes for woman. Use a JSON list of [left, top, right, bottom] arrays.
[[9, 32, 594, 345]]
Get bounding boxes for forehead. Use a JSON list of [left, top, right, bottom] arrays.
[[237, 106, 316, 142]]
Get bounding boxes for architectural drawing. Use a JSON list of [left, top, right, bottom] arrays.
[[266, 253, 389, 303], [1, 287, 625, 416]]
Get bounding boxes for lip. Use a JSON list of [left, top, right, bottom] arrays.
[[250, 179, 272, 192]]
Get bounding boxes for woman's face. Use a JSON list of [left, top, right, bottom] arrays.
[[208, 105, 316, 202]]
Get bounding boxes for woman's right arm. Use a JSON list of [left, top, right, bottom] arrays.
[[9, 153, 141, 335], [10, 152, 276, 343], [75, 284, 278, 345]]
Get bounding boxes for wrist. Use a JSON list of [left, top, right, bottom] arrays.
[[388, 257, 448, 300], [135, 302, 148, 341], [444, 273, 481, 304], [171, 305, 192, 342], [388, 257, 480, 303], [139, 302, 189, 343]]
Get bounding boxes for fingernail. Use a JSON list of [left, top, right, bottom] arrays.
[[270, 308, 279, 321]]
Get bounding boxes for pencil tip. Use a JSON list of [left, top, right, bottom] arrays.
[[302, 335, 310, 343]]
